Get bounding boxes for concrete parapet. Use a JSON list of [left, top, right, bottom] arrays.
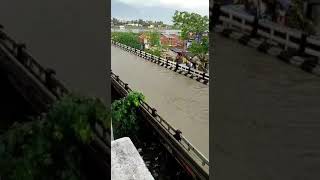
[[111, 137, 154, 180]]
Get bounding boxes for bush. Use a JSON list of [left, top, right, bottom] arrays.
[[145, 48, 161, 57], [0, 94, 110, 180], [112, 32, 141, 49], [111, 91, 144, 139]]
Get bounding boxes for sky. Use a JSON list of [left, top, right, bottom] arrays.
[[111, 0, 209, 25]]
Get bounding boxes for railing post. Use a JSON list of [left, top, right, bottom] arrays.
[[0, 24, 4, 40], [175, 62, 179, 71], [44, 68, 57, 92], [212, 2, 221, 28], [251, 15, 259, 37], [299, 32, 307, 54], [166, 59, 169, 67], [151, 108, 157, 117], [124, 83, 129, 90], [202, 72, 206, 80], [16, 43, 27, 65], [173, 129, 182, 141]]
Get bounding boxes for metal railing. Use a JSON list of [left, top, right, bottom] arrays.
[[0, 27, 69, 98], [111, 71, 209, 173], [217, 4, 320, 59], [0, 25, 110, 150], [111, 40, 209, 82]]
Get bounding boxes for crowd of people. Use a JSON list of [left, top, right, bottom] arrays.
[[242, 0, 293, 25], [224, 0, 318, 34]]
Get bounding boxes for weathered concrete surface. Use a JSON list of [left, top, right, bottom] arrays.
[[111, 137, 154, 180]]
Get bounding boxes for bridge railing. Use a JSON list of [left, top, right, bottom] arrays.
[[0, 26, 69, 98], [111, 71, 209, 172], [111, 40, 209, 81], [0, 25, 110, 152], [217, 5, 320, 59]]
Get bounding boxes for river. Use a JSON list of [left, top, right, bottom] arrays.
[[214, 33, 320, 180], [111, 46, 209, 159]]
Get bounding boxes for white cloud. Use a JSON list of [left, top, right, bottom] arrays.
[[115, 0, 209, 16]]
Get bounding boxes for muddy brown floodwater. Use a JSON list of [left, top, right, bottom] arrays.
[[214, 33, 320, 180], [111, 46, 209, 159]]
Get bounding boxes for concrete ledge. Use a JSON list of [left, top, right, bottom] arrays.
[[111, 137, 154, 180]]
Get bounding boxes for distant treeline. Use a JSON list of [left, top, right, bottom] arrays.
[[111, 18, 171, 28]]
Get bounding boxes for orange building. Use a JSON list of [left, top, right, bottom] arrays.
[[160, 33, 184, 49]]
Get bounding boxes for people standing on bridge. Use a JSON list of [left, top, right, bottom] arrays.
[[176, 52, 183, 64], [173, 129, 182, 142], [187, 60, 193, 69], [175, 52, 182, 71], [276, 2, 287, 25]]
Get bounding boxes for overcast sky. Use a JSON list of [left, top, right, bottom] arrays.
[[111, 0, 209, 24]]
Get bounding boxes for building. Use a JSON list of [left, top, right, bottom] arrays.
[[138, 33, 150, 49], [160, 33, 184, 48]]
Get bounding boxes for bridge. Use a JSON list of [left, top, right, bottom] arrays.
[[213, 4, 320, 180]]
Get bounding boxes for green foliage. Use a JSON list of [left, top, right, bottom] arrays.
[[112, 91, 144, 139], [111, 18, 166, 28], [145, 48, 162, 57], [172, 11, 209, 40], [287, 0, 315, 34], [146, 31, 161, 47], [188, 36, 208, 58], [161, 44, 170, 50], [111, 32, 141, 49], [0, 94, 110, 180]]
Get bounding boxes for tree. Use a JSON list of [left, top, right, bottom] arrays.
[[0, 94, 110, 179], [138, 19, 144, 26], [172, 10, 209, 70], [172, 11, 209, 41], [188, 36, 209, 71], [147, 31, 160, 47], [112, 91, 144, 138], [287, 0, 315, 34], [112, 32, 141, 49]]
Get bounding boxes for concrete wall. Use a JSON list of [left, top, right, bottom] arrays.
[[111, 137, 154, 180]]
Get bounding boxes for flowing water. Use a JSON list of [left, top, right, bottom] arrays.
[[111, 46, 209, 159], [214, 33, 320, 180]]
